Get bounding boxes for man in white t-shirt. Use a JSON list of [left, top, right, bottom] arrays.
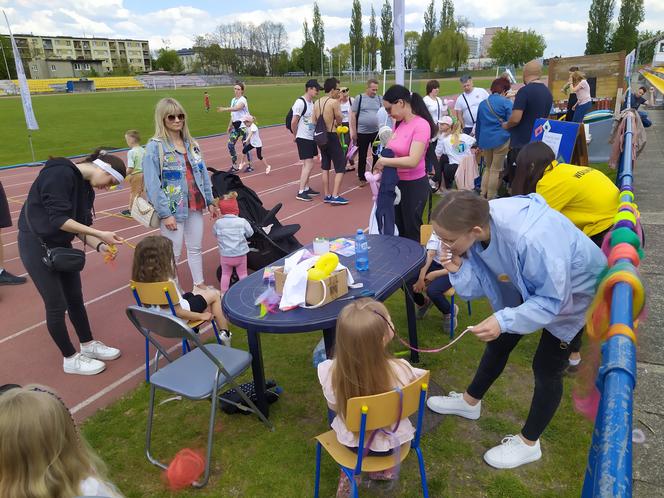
[[453, 75, 489, 136], [217, 81, 251, 172], [290, 79, 322, 202]]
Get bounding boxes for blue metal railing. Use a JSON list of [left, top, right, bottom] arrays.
[[581, 89, 640, 497]]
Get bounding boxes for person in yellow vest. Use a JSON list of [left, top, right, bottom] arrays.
[[511, 141, 619, 372]]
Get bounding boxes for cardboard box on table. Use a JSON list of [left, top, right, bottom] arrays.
[[274, 267, 349, 306]]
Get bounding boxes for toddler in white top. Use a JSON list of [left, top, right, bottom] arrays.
[[239, 115, 271, 175], [213, 192, 254, 292]]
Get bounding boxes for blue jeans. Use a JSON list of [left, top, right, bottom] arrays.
[[572, 101, 592, 123], [425, 261, 452, 315], [639, 110, 652, 128]]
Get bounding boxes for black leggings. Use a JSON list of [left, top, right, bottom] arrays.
[[466, 328, 582, 441], [425, 141, 438, 175], [18, 231, 93, 358], [395, 176, 430, 243], [443, 163, 459, 189], [356, 132, 378, 181]]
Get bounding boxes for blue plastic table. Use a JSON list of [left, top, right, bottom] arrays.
[[222, 234, 426, 417]]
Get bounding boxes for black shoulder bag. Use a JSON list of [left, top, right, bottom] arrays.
[[24, 180, 86, 273]]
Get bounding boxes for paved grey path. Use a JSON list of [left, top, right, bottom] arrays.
[[632, 109, 664, 497]]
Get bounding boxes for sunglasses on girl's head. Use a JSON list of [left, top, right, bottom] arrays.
[[341, 89, 349, 93], [166, 113, 185, 122]]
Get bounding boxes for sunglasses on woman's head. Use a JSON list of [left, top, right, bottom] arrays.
[[341, 89, 348, 93], [166, 113, 185, 122]]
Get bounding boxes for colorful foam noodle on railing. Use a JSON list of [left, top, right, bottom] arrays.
[[581, 88, 647, 497]]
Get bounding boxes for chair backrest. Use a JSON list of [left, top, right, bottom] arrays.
[[344, 371, 430, 432], [130, 280, 181, 307], [420, 225, 433, 246], [126, 306, 201, 360]]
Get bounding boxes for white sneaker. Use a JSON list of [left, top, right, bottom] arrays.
[[63, 353, 106, 376], [220, 330, 232, 347], [483, 435, 542, 469], [442, 304, 460, 332], [427, 391, 481, 419], [80, 340, 121, 361]]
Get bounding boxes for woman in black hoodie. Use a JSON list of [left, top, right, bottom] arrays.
[[18, 148, 126, 376]]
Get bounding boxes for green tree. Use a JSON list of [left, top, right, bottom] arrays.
[[330, 43, 352, 75], [291, 47, 304, 71], [0, 36, 16, 79], [311, 2, 325, 70], [349, 0, 364, 71], [155, 49, 184, 72], [488, 28, 546, 67], [366, 5, 379, 70], [610, 0, 645, 53], [637, 30, 664, 64], [423, 0, 437, 35], [429, 28, 468, 72], [439, 0, 455, 32], [380, 0, 393, 70], [274, 51, 291, 75], [585, 0, 615, 54], [404, 31, 420, 69], [302, 40, 317, 75], [303, 19, 312, 44], [416, 0, 438, 70]]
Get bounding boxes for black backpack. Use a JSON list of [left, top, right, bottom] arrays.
[[285, 97, 307, 133], [313, 98, 329, 147]]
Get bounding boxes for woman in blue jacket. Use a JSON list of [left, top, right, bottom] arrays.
[[143, 98, 219, 289], [426, 191, 605, 469], [475, 77, 513, 199]]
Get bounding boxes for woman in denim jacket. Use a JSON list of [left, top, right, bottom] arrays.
[[143, 98, 219, 289]]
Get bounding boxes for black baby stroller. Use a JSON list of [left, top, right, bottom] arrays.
[[209, 169, 302, 283]]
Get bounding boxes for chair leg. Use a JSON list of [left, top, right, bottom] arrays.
[[193, 388, 218, 488], [341, 466, 358, 498], [145, 385, 167, 471], [314, 442, 322, 498], [467, 300, 472, 316], [450, 295, 455, 339], [144, 337, 150, 383], [416, 447, 429, 498], [224, 376, 274, 430], [211, 319, 222, 345]]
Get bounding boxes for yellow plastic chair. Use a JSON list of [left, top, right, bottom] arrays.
[[129, 280, 222, 381], [314, 372, 431, 497], [419, 225, 472, 337]]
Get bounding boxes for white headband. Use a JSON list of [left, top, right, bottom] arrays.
[[93, 158, 124, 184]]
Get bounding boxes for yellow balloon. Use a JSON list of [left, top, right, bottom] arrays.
[[341, 126, 349, 133], [307, 252, 339, 280]]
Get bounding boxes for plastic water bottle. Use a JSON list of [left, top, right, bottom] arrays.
[[355, 229, 369, 271]]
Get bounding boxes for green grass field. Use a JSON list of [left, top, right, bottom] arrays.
[[83, 294, 593, 498], [0, 78, 492, 167]]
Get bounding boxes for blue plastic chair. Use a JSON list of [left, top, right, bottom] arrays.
[[125, 306, 273, 488], [314, 371, 431, 498]]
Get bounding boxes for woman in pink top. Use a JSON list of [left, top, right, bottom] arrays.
[[317, 299, 428, 495], [570, 71, 592, 123], [374, 85, 438, 241]]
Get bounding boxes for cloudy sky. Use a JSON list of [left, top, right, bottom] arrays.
[[1, 0, 662, 58]]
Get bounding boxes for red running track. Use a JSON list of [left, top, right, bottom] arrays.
[[0, 126, 374, 420]]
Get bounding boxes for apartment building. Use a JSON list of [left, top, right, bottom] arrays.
[[9, 34, 152, 78], [480, 27, 503, 58]]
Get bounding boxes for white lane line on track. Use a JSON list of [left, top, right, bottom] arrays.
[[1, 191, 361, 346], [1, 131, 296, 188]]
